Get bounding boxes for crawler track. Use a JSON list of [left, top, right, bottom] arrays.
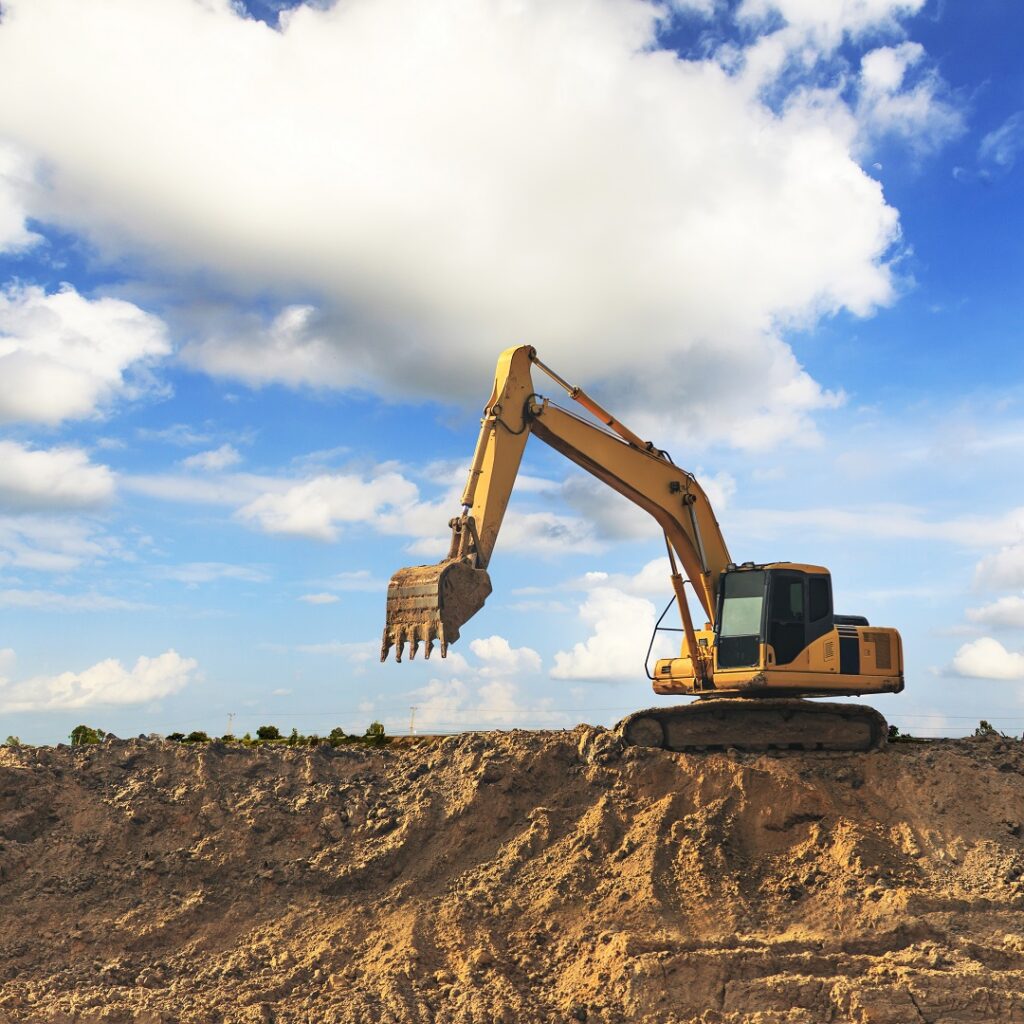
[[617, 697, 889, 753]]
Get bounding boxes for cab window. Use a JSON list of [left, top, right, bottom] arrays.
[[768, 572, 806, 665]]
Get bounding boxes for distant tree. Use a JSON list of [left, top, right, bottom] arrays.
[[4, 735, 21, 747], [70, 725, 103, 746], [287, 727, 300, 747], [242, 731, 253, 744], [307, 733, 321, 747], [364, 721, 386, 745], [166, 732, 186, 742], [185, 731, 210, 743], [220, 734, 236, 743], [328, 727, 348, 746], [974, 720, 1003, 738], [256, 725, 281, 741]]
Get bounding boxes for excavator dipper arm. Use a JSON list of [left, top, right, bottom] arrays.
[[380, 345, 731, 662]]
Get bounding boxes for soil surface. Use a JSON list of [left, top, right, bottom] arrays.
[[2, 729, 1023, 1023]]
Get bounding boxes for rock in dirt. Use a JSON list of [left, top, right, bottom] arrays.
[[1, 728, 1023, 1023]]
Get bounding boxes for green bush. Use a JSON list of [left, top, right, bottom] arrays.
[[70, 725, 104, 746], [4, 735, 21, 747], [184, 731, 210, 743], [256, 725, 281, 741], [166, 732, 186, 742]]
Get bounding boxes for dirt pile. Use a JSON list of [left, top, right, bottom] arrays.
[[2, 728, 1024, 1024]]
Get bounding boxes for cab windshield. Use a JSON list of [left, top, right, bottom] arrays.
[[719, 570, 765, 638]]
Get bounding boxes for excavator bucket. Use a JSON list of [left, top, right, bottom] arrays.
[[380, 559, 492, 662]]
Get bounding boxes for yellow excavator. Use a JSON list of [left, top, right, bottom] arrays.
[[381, 346, 904, 752]]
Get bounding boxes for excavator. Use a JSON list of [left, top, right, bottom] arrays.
[[381, 346, 904, 752]]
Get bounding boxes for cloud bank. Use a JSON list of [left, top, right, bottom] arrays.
[[0, 442, 114, 511], [950, 637, 1024, 682], [0, 0, 958, 447], [0, 284, 170, 425], [0, 649, 199, 712]]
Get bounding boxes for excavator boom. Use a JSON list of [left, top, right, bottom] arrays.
[[381, 344, 729, 665]]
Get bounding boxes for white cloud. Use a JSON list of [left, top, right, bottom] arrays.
[[181, 305, 353, 390], [738, 0, 927, 47], [487, 510, 603, 557], [979, 112, 1024, 173], [700, 470, 738, 513], [855, 43, 964, 157], [294, 640, 377, 666], [974, 543, 1024, 591], [0, 441, 114, 511], [621, 558, 676, 597], [0, 141, 40, 252], [181, 443, 242, 471], [238, 471, 420, 542], [572, 558, 675, 598], [125, 471, 270, 506], [130, 457, 607, 559], [950, 637, 1024, 682], [469, 635, 542, 678], [551, 586, 674, 682], [0, 516, 112, 572], [966, 596, 1024, 631], [558, 467, 734, 543], [0, 649, 198, 712], [137, 424, 212, 447], [327, 570, 383, 592], [734, 0, 931, 99], [559, 476, 653, 542], [0, 284, 169, 425], [0, 0, 928, 448], [154, 562, 268, 585], [411, 676, 565, 731], [733, 504, 1024, 548], [402, 505, 605, 561], [298, 592, 340, 605], [0, 589, 144, 612]]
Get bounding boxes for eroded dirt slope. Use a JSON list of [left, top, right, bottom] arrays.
[[1, 729, 1023, 1024]]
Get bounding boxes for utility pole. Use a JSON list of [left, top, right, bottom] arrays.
[[409, 706, 417, 736]]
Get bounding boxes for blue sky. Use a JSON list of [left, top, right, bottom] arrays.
[[0, 0, 1023, 743]]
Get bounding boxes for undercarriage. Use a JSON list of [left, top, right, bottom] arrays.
[[617, 698, 889, 753]]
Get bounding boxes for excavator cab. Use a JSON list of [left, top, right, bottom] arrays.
[[716, 564, 835, 671], [653, 561, 903, 699]]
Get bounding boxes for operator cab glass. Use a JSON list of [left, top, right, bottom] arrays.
[[716, 567, 834, 670], [717, 570, 765, 669]]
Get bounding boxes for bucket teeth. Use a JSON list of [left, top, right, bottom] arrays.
[[381, 559, 491, 663]]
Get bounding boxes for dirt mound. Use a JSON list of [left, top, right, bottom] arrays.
[[2, 728, 1024, 1024]]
